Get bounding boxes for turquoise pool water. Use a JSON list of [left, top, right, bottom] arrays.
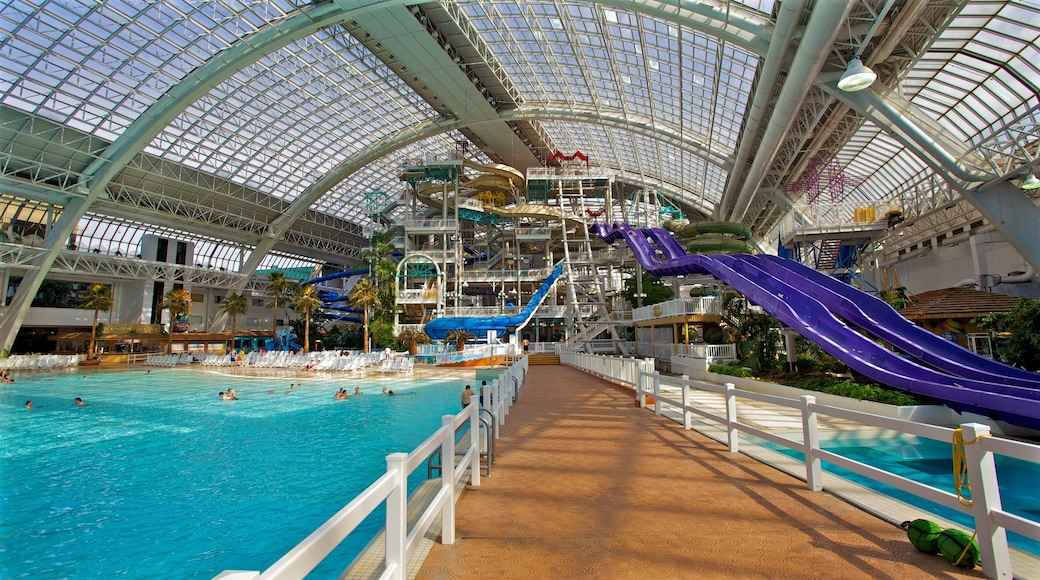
[[0, 367, 468, 578], [753, 431, 1040, 557]]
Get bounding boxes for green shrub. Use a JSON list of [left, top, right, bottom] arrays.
[[708, 364, 754, 378], [788, 376, 920, 405]]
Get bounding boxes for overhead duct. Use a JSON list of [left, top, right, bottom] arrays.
[[879, 247, 931, 268], [998, 264, 1037, 285], [939, 224, 995, 247]]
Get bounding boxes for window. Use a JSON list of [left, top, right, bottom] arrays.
[[252, 299, 264, 307]]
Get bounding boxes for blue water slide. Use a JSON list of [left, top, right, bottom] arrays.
[[595, 223, 1040, 429], [304, 268, 371, 286], [265, 340, 303, 352], [424, 265, 564, 341], [751, 255, 1040, 388]]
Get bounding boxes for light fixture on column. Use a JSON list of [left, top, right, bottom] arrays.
[[1022, 173, 1040, 191], [837, 57, 877, 92]]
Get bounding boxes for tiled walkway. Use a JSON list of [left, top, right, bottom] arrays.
[[415, 365, 983, 579]]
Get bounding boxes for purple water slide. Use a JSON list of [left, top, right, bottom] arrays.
[[752, 254, 1040, 388], [595, 224, 1040, 429]]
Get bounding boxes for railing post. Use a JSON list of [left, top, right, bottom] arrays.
[[680, 375, 691, 430], [800, 395, 822, 491], [960, 423, 1012, 579], [637, 370, 647, 407], [725, 383, 738, 453], [469, 405, 481, 487], [385, 452, 408, 580], [653, 371, 661, 416], [440, 416, 456, 544]]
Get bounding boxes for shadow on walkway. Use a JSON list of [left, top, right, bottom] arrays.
[[416, 365, 981, 579]]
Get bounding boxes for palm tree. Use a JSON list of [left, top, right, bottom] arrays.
[[158, 288, 191, 354], [80, 283, 113, 357], [220, 292, 248, 352], [396, 328, 431, 355], [445, 329, 476, 352], [284, 280, 303, 325], [265, 271, 288, 339], [290, 285, 323, 353], [349, 279, 380, 353]]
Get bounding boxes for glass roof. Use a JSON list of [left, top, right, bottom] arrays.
[[0, 0, 1037, 268], [457, 0, 758, 209], [831, 0, 1039, 213]]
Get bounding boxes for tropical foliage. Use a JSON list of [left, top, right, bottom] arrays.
[[973, 297, 1040, 371], [445, 329, 476, 351], [80, 283, 113, 356], [721, 294, 782, 373], [620, 271, 673, 306], [264, 271, 288, 338], [878, 286, 915, 310], [219, 292, 248, 351], [349, 278, 380, 353], [290, 285, 323, 352], [158, 288, 191, 354], [396, 328, 431, 354]]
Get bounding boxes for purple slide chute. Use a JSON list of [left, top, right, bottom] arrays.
[[592, 223, 1040, 429]]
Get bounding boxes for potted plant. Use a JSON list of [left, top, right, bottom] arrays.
[[396, 328, 431, 355], [444, 329, 476, 352]]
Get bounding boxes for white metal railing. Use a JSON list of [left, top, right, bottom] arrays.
[[434, 343, 516, 365], [632, 296, 721, 321], [404, 217, 457, 231], [214, 358, 529, 580], [778, 200, 892, 244], [479, 356, 529, 438], [672, 343, 738, 362], [561, 353, 1039, 580]]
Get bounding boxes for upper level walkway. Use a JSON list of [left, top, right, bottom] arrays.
[[415, 365, 981, 579]]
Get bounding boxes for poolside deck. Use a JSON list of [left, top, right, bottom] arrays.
[[415, 365, 984, 579]]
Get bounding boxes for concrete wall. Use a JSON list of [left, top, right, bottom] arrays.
[[879, 233, 1037, 297]]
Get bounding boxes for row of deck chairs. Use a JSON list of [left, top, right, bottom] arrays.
[[143, 354, 196, 366], [194, 350, 386, 372], [310, 352, 383, 371], [0, 354, 81, 370], [198, 354, 233, 366], [378, 357, 414, 374]]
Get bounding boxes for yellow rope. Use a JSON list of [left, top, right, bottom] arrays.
[[952, 428, 991, 507], [954, 529, 980, 567]]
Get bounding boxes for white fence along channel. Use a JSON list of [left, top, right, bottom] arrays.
[[560, 352, 1040, 580], [214, 357, 530, 580]]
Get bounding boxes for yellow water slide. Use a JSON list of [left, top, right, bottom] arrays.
[[413, 160, 584, 227]]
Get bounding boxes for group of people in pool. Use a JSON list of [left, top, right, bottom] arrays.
[[218, 388, 237, 400], [25, 397, 87, 409], [333, 386, 363, 399], [215, 384, 400, 400]]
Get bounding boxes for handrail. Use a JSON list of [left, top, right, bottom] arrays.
[[214, 356, 529, 580], [561, 352, 1039, 580], [427, 411, 494, 478]]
